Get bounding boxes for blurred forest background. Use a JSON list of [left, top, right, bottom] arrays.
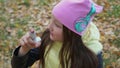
[[0, 0, 120, 68]]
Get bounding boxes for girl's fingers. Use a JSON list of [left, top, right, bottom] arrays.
[[27, 37, 41, 48], [23, 37, 28, 45], [27, 37, 36, 48], [19, 39, 25, 46], [19, 32, 41, 49], [19, 33, 30, 46]]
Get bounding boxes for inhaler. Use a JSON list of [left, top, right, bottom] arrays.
[[29, 29, 41, 42]]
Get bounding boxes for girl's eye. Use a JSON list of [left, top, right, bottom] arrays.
[[54, 22, 62, 28], [52, 18, 62, 28], [55, 23, 59, 27]]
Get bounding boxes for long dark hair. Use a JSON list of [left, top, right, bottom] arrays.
[[59, 26, 98, 68], [39, 26, 98, 68], [39, 29, 52, 68]]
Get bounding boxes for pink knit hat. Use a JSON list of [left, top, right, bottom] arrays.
[[52, 0, 103, 36]]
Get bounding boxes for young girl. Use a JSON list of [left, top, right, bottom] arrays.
[[11, 0, 103, 68]]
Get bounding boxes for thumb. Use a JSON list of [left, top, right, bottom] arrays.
[[35, 41, 41, 47]]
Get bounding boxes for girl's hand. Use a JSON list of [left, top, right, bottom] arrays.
[[18, 32, 41, 56]]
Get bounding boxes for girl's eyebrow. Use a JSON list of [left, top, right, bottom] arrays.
[[54, 20, 63, 28], [56, 20, 62, 25]]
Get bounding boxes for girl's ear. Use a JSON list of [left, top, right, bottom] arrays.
[[94, 4, 103, 13]]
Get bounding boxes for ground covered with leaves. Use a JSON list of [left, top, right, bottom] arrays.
[[0, 0, 120, 68]]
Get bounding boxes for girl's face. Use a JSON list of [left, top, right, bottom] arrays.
[[48, 17, 63, 42]]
